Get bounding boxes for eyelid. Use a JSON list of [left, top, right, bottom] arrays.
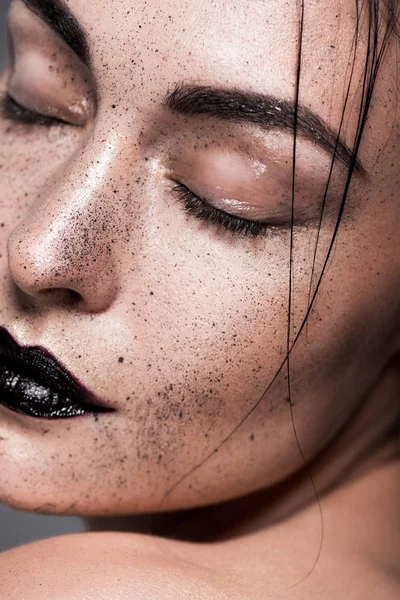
[[6, 18, 95, 127], [1, 93, 74, 127], [167, 141, 350, 229], [203, 195, 271, 221], [8, 71, 91, 126], [172, 181, 271, 238]]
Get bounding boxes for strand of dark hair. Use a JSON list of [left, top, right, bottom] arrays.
[[159, 6, 399, 588]]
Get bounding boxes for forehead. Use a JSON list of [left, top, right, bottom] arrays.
[[64, 0, 358, 125]]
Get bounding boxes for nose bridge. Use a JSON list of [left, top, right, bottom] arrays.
[[73, 129, 121, 207], [7, 128, 130, 311]]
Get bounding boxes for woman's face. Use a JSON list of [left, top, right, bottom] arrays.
[[0, 0, 398, 515]]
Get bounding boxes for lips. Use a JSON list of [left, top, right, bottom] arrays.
[[0, 326, 114, 419]]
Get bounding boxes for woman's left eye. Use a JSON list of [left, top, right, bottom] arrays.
[[0, 93, 68, 127], [171, 181, 271, 238]]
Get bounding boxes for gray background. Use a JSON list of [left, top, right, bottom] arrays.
[[0, 0, 86, 552], [0, 0, 7, 67]]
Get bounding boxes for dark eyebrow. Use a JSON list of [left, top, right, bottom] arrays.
[[164, 84, 365, 175], [20, 0, 90, 66]]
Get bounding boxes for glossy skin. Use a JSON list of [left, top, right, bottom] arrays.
[[0, 0, 399, 597]]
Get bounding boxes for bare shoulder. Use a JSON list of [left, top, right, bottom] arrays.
[[1, 531, 399, 600], [0, 531, 246, 600]]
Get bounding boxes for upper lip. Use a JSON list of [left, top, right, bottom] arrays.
[[0, 326, 113, 412]]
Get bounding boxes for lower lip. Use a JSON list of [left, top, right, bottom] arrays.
[[0, 363, 104, 419]]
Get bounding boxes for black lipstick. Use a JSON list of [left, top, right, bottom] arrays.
[[0, 326, 114, 419]]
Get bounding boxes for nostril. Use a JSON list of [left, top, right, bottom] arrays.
[[39, 288, 83, 306]]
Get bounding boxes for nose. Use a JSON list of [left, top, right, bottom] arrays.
[[7, 132, 122, 313]]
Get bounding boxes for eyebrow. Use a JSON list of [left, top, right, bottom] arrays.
[[20, 0, 90, 66], [17, 3, 363, 175], [164, 84, 365, 175]]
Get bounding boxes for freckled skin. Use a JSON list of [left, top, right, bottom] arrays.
[[0, 0, 399, 597]]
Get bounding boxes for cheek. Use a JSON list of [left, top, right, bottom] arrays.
[[0, 127, 82, 194], [0, 104, 84, 242], [108, 239, 289, 445], [114, 225, 292, 402]]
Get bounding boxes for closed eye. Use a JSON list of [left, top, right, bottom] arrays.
[[1, 93, 69, 127], [171, 181, 273, 238]]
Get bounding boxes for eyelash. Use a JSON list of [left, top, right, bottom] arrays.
[[172, 182, 270, 238], [0, 93, 65, 127], [1, 93, 273, 239]]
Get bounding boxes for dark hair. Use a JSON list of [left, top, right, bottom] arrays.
[[285, 0, 399, 582]]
